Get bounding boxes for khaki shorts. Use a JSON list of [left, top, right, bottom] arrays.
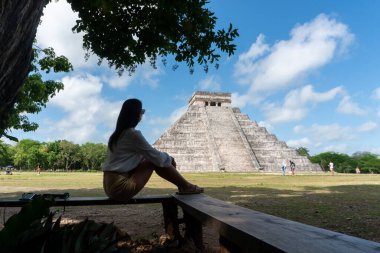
[[103, 171, 137, 202]]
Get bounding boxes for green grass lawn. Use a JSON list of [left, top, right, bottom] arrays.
[[1, 171, 379, 242]]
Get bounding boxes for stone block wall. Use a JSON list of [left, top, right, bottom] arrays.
[[153, 92, 321, 173]]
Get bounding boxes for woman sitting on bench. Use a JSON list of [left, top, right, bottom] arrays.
[[102, 98, 204, 202]]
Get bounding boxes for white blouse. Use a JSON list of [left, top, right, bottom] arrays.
[[101, 128, 172, 173]]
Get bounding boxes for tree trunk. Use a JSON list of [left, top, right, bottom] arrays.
[[0, 0, 46, 131]]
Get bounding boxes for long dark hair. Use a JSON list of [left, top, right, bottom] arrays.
[[108, 99, 142, 151]]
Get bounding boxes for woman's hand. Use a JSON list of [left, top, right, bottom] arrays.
[[171, 157, 177, 168]]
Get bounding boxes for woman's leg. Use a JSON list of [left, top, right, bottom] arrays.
[[128, 160, 155, 196], [130, 160, 203, 194], [154, 164, 203, 193], [103, 161, 155, 202]]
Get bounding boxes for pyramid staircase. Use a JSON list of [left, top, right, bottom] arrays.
[[153, 92, 321, 173], [232, 108, 320, 172]]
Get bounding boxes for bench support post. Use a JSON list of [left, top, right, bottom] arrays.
[[183, 210, 204, 250], [219, 235, 243, 253], [162, 201, 181, 240]]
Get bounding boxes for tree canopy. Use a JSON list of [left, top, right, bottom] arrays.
[[1, 45, 73, 141], [68, 0, 238, 74], [0, 0, 238, 136]]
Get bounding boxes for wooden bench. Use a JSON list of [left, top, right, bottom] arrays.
[[173, 194, 380, 253], [1, 194, 379, 253], [0, 195, 173, 207], [0, 195, 180, 241]]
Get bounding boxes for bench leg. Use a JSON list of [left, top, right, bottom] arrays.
[[183, 210, 204, 250], [219, 235, 242, 253], [162, 201, 181, 240]]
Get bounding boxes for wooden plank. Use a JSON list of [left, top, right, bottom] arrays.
[[0, 195, 173, 207], [173, 194, 380, 253]]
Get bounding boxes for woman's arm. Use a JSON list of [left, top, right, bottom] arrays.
[[131, 130, 173, 168]]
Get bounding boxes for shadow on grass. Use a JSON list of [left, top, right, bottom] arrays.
[[203, 184, 380, 243], [1, 184, 379, 242]]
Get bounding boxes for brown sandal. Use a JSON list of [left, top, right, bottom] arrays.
[[176, 185, 204, 195]]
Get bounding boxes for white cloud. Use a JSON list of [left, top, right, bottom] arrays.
[[358, 121, 378, 132], [287, 137, 311, 148], [310, 124, 355, 141], [145, 105, 189, 142], [47, 74, 122, 143], [297, 123, 355, 142], [138, 64, 162, 88], [233, 13, 354, 106], [231, 92, 249, 108], [263, 102, 307, 124], [371, 87, 380, 100], [102, 72, 136, 89], [102, 62, 162, 89], [197, 75, 221, 91], [293, 125, 304, 134], [234, 34, 269, 84], [38, 1, 163, 88], [288, 122, 378, 154], [51, 74, 102, 111], [322, 143, 349, 153], [336, 96, 366, 115], [147, 106, 187, 126], [37, 1, 97, 69], [262, 85, 343, 123]]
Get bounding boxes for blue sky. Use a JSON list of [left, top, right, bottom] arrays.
[[4, 0, 380, 155]]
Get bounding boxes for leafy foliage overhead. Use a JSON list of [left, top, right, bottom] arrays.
[[2, 45, 73, 142], [67, 0, 239, 74], [0, 0, 237, 139]]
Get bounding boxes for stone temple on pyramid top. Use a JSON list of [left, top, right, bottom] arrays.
[[153, 91, 321, 173]]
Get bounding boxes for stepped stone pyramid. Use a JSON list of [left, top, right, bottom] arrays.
[[153, 91, 321, 173]]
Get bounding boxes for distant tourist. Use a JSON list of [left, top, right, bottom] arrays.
[[102, 99, 203, 202], [289, 160, 296, 175], [35, 164, 41, 175], [281, 160, 287, 175], [5, 167, 13, 175], [355, 167, 361, 174], [329, 161, 335, 175]]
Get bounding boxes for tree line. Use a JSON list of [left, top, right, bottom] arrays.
[[1, 140, 379, 173], [296, 147, 380, 174], [0, 139, 107, 171]]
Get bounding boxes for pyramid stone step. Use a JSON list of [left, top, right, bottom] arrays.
[[153, 91, 321, 173]]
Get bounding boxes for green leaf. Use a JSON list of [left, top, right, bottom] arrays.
[[1, 43, 72, 141]]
